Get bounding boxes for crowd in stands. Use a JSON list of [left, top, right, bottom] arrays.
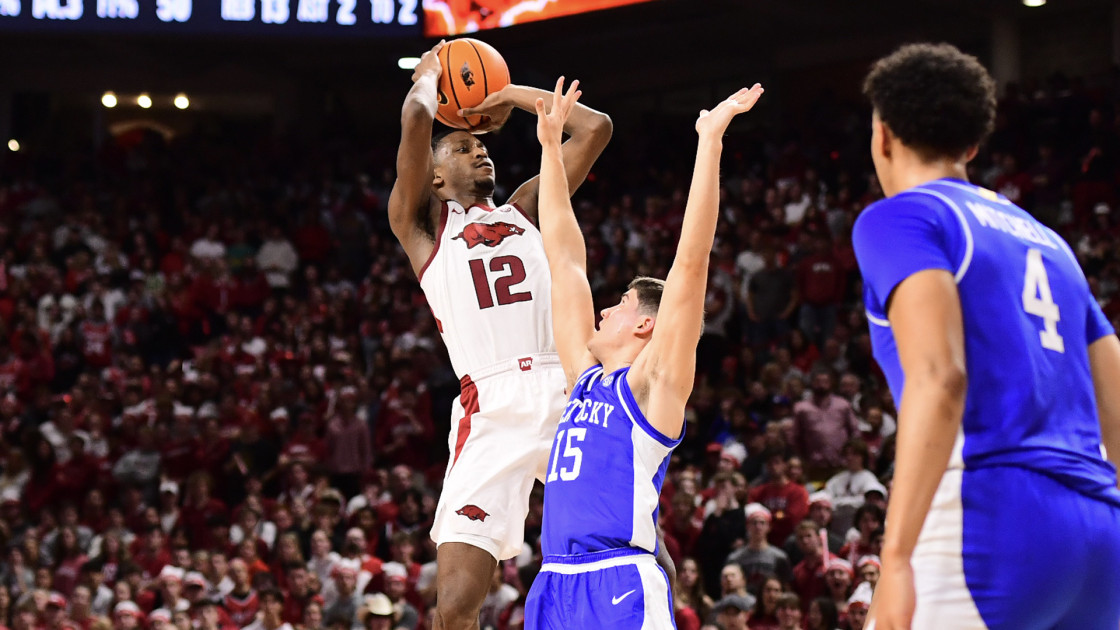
[[0, 68, 1118, 630]]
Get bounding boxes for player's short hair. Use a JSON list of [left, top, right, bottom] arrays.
[[628, 276, 665, 317], [431, 130, 455, 153], [863, 43, 996, 160]]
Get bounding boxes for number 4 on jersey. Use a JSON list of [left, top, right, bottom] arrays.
[[1022, 249, 1065, 353]]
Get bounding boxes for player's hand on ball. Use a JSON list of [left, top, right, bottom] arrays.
[[695, 83, 764, 137], [459, 85, 516, 134], [411, 40, 445, 83], [535, 77, 581, 148], [865, 560, 915, 630]]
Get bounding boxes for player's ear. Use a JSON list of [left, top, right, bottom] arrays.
[[875, 118, 894, 161], [964, 145, 979, 163], [634, 314, 655, 339], [432, 166, 445, 189]]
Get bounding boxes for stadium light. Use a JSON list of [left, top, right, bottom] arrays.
[[174, 94, 190, 110], [7, 139, 18, 152], [138, 93, 152, 109], [1022, 0, 1045, 6], [398, 57, 421, 70], [102, 92, 118, 108]]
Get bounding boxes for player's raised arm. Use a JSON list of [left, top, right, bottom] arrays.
[[388, 40, 444, 274], [630, 85, 764, 438], [462, 84, 612, 220], [534, 78, 597, 388]]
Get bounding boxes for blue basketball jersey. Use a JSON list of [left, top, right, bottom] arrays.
[[852, 178, 1120, 506], [540, 365, 682, 557]]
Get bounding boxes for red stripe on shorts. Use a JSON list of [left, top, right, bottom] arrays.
[[453, 374, 480, 467]]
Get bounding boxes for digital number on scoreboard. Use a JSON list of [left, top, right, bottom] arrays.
[[0, 0, 422, 35]]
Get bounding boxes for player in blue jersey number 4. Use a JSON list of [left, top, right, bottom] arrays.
[[854, 43, 1120, 630], [521, 78, 763, 629]]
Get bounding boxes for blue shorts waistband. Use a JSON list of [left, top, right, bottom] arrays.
[[542, 547, 650, 566]]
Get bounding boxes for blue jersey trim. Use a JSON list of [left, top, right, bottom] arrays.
[[614, 369, 684, 449]]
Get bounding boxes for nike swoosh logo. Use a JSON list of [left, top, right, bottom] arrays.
[[611, 589, 637, 605]]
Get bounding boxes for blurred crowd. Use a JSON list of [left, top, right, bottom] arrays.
[[0, 68, 1118, 630]]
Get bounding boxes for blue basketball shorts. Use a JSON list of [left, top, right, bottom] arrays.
[[524, 549, 676, 630], [869, 466, 1120, 630]]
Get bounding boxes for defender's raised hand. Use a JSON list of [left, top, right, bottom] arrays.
[[535, 77, 581, 148], [695, 83, 764, 137], [410, 40, 445, 83]]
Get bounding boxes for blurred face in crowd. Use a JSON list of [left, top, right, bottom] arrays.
[[114, 581, 132, 603], [720, 564, 745, 596], [679, 558, 699, 589], [173, 610, 192, 630], [859, 563, 880, 588], [116, 612, 140, 630], [304, 602, 323, 629], [311, 531, 331, 558], [809, 502, 831, 527], [230, 559, 250, 590], [811, 372, 832, 398], [210, 552, 228, 579], [335, 571, 356, 596], [262, 594, 283, 624], [761, 578, 783, 610], [797, 528, 823, 558], [849, 605, 868, 629], [717, 605, 749, 630], [289, 567, 309, 596], [787, 457, 804, 482], [747, 514, 770, 545], [825, 567, 851, 596], [777, 602, 801, 630]]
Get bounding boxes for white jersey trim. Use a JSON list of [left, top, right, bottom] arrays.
[[909, 186, 975, 284]]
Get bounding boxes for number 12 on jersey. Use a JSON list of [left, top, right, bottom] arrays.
[[468, 256, 532, 309], [1022, 248, 1065, 353]]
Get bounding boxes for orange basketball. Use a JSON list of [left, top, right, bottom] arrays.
[[436, 38, 511, 131]]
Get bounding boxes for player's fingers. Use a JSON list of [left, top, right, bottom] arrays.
[[552, 76, 566, 112], [534, 97, 547, 116], [431, 39, 446, 53], [562, 81, 581, 114]]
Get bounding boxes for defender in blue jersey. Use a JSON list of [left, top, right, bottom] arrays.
[[855, 44, 1120, 630], [522, 79, 765, 629]]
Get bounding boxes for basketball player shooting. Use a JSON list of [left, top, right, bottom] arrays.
[[387, 41, 612, 630], [523, 78, 763, 629]]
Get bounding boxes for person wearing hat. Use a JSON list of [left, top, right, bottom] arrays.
[[323, 559, 363, 630], [114, 601, 145, 630], [855, 555, 880, 591], [784, 493, 843, 566], [42, 592, 69, 630], [712, 593, 754, 630], [379, 563, 418, 630], [822, 558, 854, 628], [725, 503, 793, 594], [148, 607, 173, 630], [356, 593, 395, 630], [242, 588, 293, 630], [158, 481, 181, 534]]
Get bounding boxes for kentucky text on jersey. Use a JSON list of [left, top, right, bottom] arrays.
[[541, 366, 682, 558]]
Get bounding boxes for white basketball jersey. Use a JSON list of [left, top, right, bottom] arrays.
[[418, 200, 556, 378]]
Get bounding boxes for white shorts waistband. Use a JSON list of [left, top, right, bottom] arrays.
[[463, 352, 561, 383], [540, 553, 657, 575]]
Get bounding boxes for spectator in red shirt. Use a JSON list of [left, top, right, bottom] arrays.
[[222, 559, 259, 628], [747, 452, 809, 547], [791, 520, 836, 613], [795, 235, 845, 347], [50, 527, 87, 597], [324, 388, 372, 498], [131, 526, 172, 582], [280, 563, 320, 625], [180, 472, 228, 550]]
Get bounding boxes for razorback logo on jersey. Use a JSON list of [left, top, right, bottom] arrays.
[[460, 62, 476, 90], [456, 505, 489, 522], [518, 357, 533, 371], [453, 222, 525, 249]]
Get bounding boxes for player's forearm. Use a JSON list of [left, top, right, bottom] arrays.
[[538, 142, 586, 267], [881, 374, 965, 564], [673, 134, 723, 267], [400, 72, 440, 123], [505, 85, 612, 140], [1089, 335, 1120, 482]]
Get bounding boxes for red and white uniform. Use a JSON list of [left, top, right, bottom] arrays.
[[420, 200, 567, 561], [80, 321, 113, 368]]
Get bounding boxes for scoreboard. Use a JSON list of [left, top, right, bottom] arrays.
[[0, 0, 421, 35]]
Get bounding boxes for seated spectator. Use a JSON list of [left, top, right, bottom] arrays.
[[712, 594, 754, 630], [747, 452, 809, 548], [784, 494, 843, 565], [822, 559, 853, 628], [822, 438, 880, 534], [747, 577, 783, 630], [838, 503, 885, 565], [806, 597, 839, 630], [242, 587, 292, 630], [718, 564, 757, 611], [790, 520, 836, 612], [775, 593, 802, 630]]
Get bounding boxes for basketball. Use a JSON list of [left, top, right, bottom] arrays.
[[436, 38, 511, 131]]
